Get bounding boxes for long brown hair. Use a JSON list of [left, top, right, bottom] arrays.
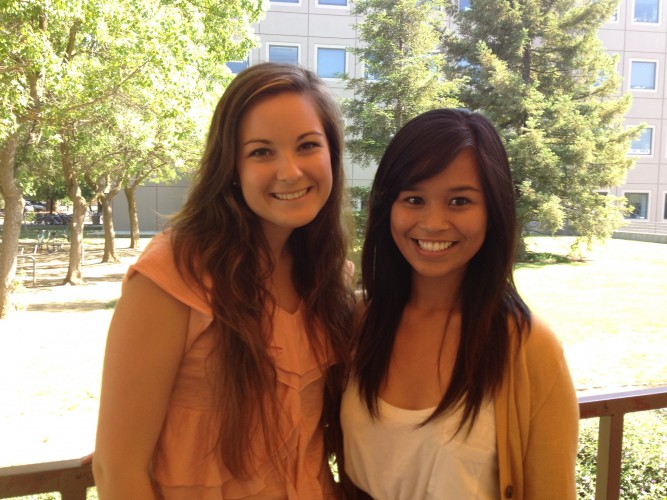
[[356, 108, 530, 431], [169, 63, 353, 476]]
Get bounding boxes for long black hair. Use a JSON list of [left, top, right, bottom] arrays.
[[355, 108, 530, 430]]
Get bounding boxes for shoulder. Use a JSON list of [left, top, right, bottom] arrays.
[[125, 231, 211, 317], [118, 272, 190, 324], [512, 314, 577, 408], [521, 315, 566, 361], [127, 231, 177, 284]]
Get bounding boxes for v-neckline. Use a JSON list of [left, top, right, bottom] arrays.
[[274, 299, 303, 317]]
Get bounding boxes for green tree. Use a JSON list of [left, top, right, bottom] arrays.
[[443, 0, 637, 255], [343, 0, 460, 167], [115, 83, 210, 249], [0, 0, 263, 315]]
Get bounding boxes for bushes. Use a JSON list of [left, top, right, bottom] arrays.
[[577, 410, 667, 499]]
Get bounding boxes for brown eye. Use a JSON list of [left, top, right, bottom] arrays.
[[450, 197, 471, 206], [249, 148, 271, 157], [299, 141, 321, 151]]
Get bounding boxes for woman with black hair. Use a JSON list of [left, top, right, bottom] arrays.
[[341, 109, 578, 500]]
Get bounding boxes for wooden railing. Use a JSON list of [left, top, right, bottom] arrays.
[[0, 386, 666, 500], [578, 385, 667, 500], [0, 459, 93, 499]]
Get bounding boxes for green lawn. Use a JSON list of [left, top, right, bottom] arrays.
[[515, 236, 667, 392]]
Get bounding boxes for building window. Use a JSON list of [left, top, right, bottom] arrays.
[[630, 127, 654, 155], [459, 0, 471, 10], [318, 0, 347, 6], [362, 58, 379, 81], [625, 192, 649, 219], [663, 192, 667, 219], [316, 47, 347, 79], [225, 57, 249, 75], [633, 0, 660, 23], [268, 44, 300, 65], [630, 60, 657, 90]]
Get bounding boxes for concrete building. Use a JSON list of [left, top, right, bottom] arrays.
[[116, 0, 667, 240], [599, 0, 667, 240]]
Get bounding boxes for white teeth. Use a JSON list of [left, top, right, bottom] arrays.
[[417, 240, 453, 252], [274, 188, 308, 200]]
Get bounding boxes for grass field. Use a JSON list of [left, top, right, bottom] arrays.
[[516, 236, 667, 392]]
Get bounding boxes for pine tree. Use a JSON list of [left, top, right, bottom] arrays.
[[443, 0, 637, 254], [343, 0, 460, 167]]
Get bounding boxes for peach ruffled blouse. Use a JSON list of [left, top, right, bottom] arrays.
[[125, 232, 336, 499]]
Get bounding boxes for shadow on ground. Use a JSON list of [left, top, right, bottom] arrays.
[[27, 299, 116, 313], [13, 240, 147, 313]]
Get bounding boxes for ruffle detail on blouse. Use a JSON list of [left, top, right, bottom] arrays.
[[130, 232, 337, 498], [153, 403, 295, 497], [152, 305, 335, 498], [153, 366, 330, 499]]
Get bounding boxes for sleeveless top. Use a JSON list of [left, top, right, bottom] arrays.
[[341, 382, 499, 500], [125, 232, 337, 499]]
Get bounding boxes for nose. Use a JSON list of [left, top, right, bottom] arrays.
[[419, 205, 451, 232], [276, 153, 303, 182]]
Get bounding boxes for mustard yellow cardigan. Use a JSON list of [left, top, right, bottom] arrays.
[[495, 316, 579, 499]]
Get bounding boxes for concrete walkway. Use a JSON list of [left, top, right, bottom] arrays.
[[0, 240, 147, 468]]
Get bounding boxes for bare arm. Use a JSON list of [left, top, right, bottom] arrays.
[[93, 272, 189, 499]]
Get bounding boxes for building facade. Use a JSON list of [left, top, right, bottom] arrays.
[[599, 0, 667, 239], [117, 0, 667, 239]]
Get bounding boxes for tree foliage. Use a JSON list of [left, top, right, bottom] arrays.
[[343, 0, 461, 167], [0, 0, 263, 315], [443, 0, 637, 254]]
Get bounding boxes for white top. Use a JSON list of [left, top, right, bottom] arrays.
[[341, 382, 499, 500]]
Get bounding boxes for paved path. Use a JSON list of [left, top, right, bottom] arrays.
[[0, 240, 146, 467]]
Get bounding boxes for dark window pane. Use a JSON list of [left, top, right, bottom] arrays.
[[625, 192, 649, 219]]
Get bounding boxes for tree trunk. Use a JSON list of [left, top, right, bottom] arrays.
[[125, 185, 141, 249], [60, 136, 87, 285], [0, 133, 23, 318], [100, 193, 120, 263], [515, 212, 530, 262]]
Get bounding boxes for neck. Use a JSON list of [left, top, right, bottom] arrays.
[[409, 273, 461, 313], [261, 223, 293, 265]]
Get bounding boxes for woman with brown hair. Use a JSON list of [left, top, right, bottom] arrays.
[[93, 63, 354, 499]]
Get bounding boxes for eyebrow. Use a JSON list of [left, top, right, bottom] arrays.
[[449, 185, 483, 193], [401, 184, 482, 193], [241, 130, 324, 147]]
